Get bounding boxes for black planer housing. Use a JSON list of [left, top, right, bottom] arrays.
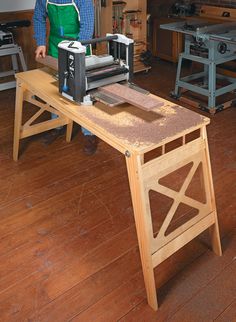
[[58, 34, 134, 103]]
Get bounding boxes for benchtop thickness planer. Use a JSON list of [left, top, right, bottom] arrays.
[[58, 34, 135, 105], [36, 34, 163, 111]]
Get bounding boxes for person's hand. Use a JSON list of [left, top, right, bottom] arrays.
[[35, 46, 46, 59]]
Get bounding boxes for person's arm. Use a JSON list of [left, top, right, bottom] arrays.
[[33, 0, 47, 58], [77, 0, 94, 41]]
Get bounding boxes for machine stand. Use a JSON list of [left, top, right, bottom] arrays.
[[173, 44, 236, 114], [0, 44, 27, 91], [161, 20, 236, 114]]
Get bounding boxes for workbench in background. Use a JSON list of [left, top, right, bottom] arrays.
[[13, 68, 222, 310]]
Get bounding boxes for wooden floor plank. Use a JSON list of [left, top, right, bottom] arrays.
[[0, 226, 138, 320], [0, 165, 128, 238], [167, 260, 236, 321], [31, 249, 142, 322], [214, 300, 236, 322], [119, 232, 236, 321], [0, 193, 134, 292], [71, 272, 146, 322]]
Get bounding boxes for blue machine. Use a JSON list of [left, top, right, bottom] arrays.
[[161, 20, 236, 114]]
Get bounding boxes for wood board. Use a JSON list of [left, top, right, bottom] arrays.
[[100, 83, 164, 111], [36, 55, 58, 71]]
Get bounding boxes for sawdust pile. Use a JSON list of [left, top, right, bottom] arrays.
[[78, 102, 207, 150]]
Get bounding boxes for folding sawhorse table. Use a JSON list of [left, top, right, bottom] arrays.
[[13, 68, 222, 310]]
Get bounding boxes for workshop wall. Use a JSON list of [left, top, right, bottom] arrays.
[[148, 0, 236, 17], [192, 1, 236, 14], [0, 0, 35, 12], [148, 0, 175, 17], [193, 1, 236, 9]]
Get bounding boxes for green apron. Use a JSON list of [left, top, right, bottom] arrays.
[[47, 0, 90, 58]]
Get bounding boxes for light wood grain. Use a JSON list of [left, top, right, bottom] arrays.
[[36, 55, 58, 71], [100, 83, 164, 111]]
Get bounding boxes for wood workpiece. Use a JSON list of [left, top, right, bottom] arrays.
[[36, 55, 58, 71], [13, 68, 222, 311], [100, 83, 164, 111]]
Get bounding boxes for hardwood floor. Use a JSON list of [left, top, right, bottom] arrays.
[[0, 60, 235, 321]]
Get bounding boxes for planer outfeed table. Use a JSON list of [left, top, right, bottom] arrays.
[[161, 20, 236, 113], [13, 68, 222, 310]]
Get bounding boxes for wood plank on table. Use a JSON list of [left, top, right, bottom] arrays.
[[36, 55, 58, 71], [100, 83, 164, 111]]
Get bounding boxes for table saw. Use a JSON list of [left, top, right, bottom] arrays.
[[161, 19, 236, 113]]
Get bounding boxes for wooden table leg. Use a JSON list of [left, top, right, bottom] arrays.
[[125, 127, 222, 311], [126, 152, 158, 311], [202, 126, 222, 256], [13, 81, 25, 161], [66, 120, 73, 143], [13, 85, 74, 160]]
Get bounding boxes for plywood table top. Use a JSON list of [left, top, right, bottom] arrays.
[[16, 68, 209, 154]]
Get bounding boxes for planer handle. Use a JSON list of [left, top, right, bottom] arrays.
[[80, 35, 118, 45]]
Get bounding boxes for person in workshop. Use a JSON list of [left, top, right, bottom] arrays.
[[33, 0, 98, 155]]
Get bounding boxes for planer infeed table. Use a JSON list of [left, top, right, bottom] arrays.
[[161, 20, 236, 113]]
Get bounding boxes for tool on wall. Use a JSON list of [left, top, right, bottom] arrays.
[[94, 0, 102, 38], [112, 1, 126, 34], [123, 9, 142, 39], [170, 1, 196, 17]]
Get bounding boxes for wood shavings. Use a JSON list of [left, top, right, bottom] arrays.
[[78, 102, 207, 149], [158, 104, 177, 115]]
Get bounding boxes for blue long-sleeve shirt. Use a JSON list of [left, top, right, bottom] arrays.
[[33, 0, 94, 46]]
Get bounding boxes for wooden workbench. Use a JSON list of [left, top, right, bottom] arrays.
[[13, 68, 222, 310]]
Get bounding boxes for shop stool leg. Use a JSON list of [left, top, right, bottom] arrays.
[[66, 120, 73, 142], [18, 46, 27, 71], [11, 54, 19, 73], [173, 54, 183, 97]]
